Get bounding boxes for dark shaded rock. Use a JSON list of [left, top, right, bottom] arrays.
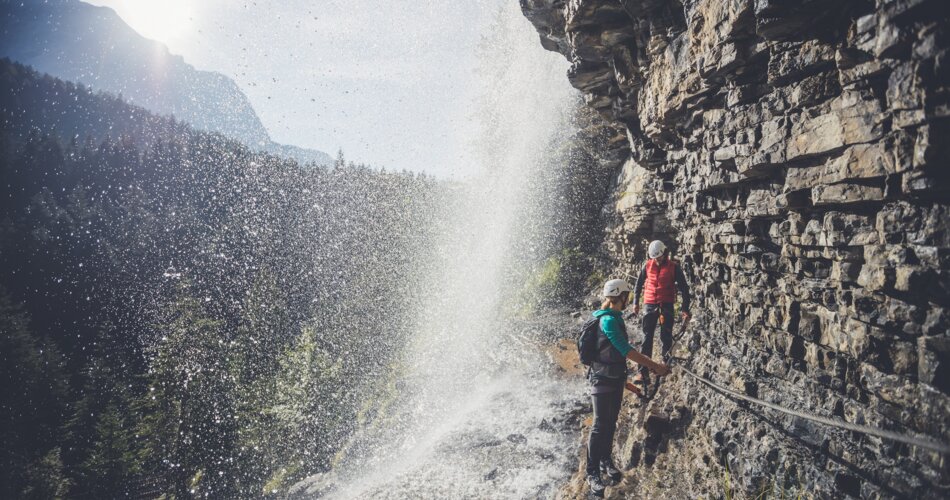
[[538, 418, 556, 433], [834, 471, 862, 497], [643, 411, 671, 435], [473, 439, 503, 448], [506, 433, 528, 445]]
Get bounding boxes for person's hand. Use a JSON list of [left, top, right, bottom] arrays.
[[632, 304, 640, 316], [651, 362, 671, 377], [681, 310, 690, 321]]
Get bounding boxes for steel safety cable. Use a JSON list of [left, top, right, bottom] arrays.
[[673, 361, 950, 454]]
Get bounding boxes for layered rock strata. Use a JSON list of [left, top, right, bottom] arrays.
[[523, 0, 949, 497]]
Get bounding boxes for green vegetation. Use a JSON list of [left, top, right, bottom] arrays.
[[697, 461, 810, 500], [505, 102, 618, 314], [514, 248, 593, 315], [0, 59, 444, 497]]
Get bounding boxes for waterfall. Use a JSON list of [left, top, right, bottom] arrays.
[[291, 3, 586, 498]]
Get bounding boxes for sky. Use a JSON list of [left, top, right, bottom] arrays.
[[84, 0, 514, 177]]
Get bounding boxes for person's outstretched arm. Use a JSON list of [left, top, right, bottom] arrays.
[[626, 349, 669, 375]]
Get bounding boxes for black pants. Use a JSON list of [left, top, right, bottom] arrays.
[[639, 302, 674, 376], [586, 388, 623, 475]]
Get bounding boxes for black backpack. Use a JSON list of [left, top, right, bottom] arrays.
[[576, 316, 601, 366]]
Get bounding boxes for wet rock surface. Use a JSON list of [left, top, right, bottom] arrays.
[[523, 0, 949, 497], [287, 313, 592, 500], [287, 373, 587, 499]]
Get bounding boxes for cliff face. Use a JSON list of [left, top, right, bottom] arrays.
[[522, 0, 949, 497]]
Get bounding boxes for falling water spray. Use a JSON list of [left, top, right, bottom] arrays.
[[289, 4, 591, 499]]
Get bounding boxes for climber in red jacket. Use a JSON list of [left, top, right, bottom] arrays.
[[631, 240, 691, 389]]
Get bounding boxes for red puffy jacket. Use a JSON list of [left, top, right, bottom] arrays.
[[643, 258, 677, 304]]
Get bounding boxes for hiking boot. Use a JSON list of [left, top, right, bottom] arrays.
[[586, 473, 606, 497], [600, 460, 622, 483]]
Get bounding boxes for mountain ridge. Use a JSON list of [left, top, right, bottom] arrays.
[[0, 0, 331, 165]]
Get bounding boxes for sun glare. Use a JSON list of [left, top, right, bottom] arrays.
[[111, 0, 193, 44]]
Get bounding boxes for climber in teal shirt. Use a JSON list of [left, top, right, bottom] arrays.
[[585, 279, 670, 498], [592, 308, 636, 357]]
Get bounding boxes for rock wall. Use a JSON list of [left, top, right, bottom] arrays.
[[522, 0, 949, 497]]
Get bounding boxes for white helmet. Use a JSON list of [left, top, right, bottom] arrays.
[[602, 279, 632, 298], [648, 240, 667, 259]]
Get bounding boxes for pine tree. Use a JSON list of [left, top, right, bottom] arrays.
[[21, 447, 72, 499], [79, 403, 137, 498], [130, 375, 180, 496], [64, 344, 140, 498], [146, 282, 236, 497], [292, 325, 351, 472], [223, 321, 354, 495], [226, 272, 290, 495], [0, 289, 67, 498], [334, 148, 345, 169]]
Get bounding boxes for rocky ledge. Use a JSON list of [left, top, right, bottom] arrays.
[[522, 0, 949, 497]]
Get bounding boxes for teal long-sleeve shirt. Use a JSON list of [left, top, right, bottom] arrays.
[[592, 308, 635, 357]]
